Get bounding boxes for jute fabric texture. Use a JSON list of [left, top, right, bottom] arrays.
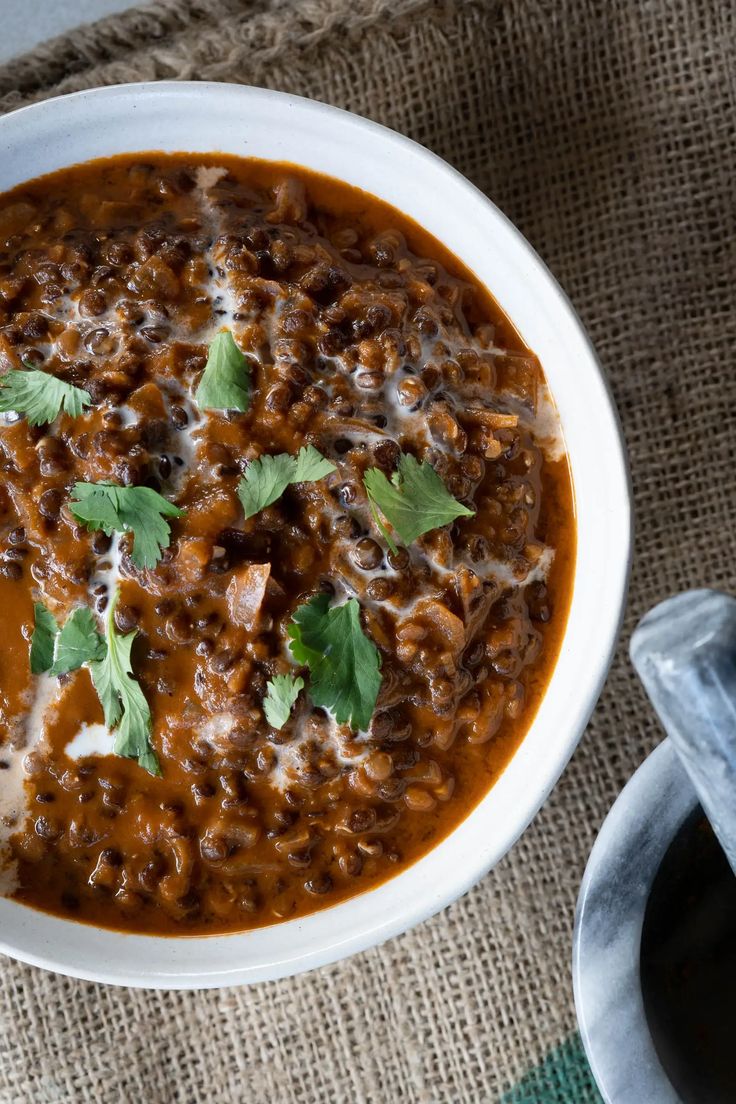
[[0, 1, 734, 1100]]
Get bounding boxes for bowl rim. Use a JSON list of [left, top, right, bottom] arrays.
[[0, 80, 632, 988]]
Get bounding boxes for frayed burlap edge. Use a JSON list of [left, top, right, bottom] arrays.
[[0, 0, 440, 106]]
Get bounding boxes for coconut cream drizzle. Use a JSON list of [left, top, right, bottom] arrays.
[[268, 707, 369, 794], [0, 672, 60, 863], [65, 722, 114, 760], [184, 705, 367, 795]]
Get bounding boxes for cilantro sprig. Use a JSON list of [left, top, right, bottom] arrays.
[[363, 452, 474, 554], [30, 603, 59, 674], [263, 673, 304, 730], [238, 445, 336, 520], [88, 592, 158, 775], [0, 366, 91, 426], [69, 482, 184, 570], [288, 593, 382, 731], [195, 330, 252, 412], [30, 595, 159, 775]]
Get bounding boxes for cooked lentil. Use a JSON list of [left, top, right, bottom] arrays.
[[0, 154, 574, 933]]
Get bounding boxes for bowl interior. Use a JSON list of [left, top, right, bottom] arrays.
[[0, 82, 630, 987]]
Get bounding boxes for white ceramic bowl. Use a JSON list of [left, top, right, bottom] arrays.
[[0, 82, 631, 988]]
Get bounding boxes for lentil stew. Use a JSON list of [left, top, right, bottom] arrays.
[[0, 154, 575, 934]]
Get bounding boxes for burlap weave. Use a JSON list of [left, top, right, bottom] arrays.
[[0, 1, 733, 1100]]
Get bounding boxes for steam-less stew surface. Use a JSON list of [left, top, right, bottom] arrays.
[[0, 154, 574, 933]]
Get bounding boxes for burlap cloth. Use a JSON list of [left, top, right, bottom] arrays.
[[0, 1, 733, 1100]]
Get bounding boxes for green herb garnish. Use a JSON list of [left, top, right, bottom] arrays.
[[292, 446, 337, 482], [30, 602, 59, 675], [28, 597, 158, 775], [88, 591, 159, 775], [288, 593, 382, 731], [69, 482, 184, 570], [237, 445, 336, 520], [31, 605, 102, 677], [195, 330, 252, 412], [0, 367, 91, 426], [50, 607, 106, 676], [263, 673, 304, 730], [363, 452, 474, 554]]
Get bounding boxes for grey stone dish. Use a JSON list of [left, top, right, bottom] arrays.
[[574, 589, 736, 1102], [573, 738, 694, 1103]]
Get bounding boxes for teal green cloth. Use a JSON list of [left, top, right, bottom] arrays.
[[501, 1035, 603, 1104]]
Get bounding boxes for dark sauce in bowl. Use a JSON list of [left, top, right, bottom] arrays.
[[0, 154, 575, 934], [641, 807, 736, 1103]]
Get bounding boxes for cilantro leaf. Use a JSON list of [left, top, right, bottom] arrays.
[[366, 492, 399, 555], [292, 445, 337, 482], [69, 482, 184, 570], [195, 330, 251, 412], [50, 607, 106, 676], [88, 591, 159, 776], [30, 603, 103, 676], [288, 593, 382, 731], [27, 597, 158, 775], [0, 367, 91, 426], [237, 445, 336, 520], [238, 453, 299, 520], [263, 673, 304, 730], [30, 603, 58, 674], [363, 452, 474, 552]]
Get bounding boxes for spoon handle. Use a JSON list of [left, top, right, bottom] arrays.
[[631, 588, 736, 877]]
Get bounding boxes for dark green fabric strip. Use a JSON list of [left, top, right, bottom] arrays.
[[500, 1033, 603, 1104]]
